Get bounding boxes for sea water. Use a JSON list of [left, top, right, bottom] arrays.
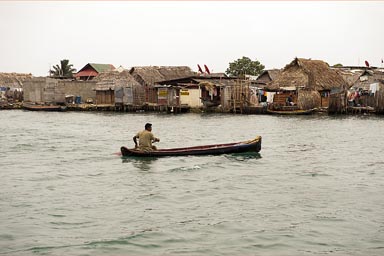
[[1, 110, 383, 255]]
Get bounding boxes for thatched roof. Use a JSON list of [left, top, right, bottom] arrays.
[[349, 69, 384, 91], [0, 72, 33, 88], [267, 58, 347, 91], [255, 69, 282, 85], [95, 70, 141, 90], [333, 68, 364, 88], [266, 69, 281, 81], [129, 66, 196, 85]]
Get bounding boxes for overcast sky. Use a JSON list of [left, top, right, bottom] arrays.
[[1, 1, 383, 76]]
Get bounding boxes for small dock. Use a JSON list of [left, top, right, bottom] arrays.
[[346, 106, 375, 114]]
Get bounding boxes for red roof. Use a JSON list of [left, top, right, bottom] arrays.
[[74, 70, 98, 77]]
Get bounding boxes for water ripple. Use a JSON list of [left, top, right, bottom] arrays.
[[1, 111, 384, 256]]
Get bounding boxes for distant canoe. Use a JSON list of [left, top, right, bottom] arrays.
[[121, 136, 262, 157], [22, 102, 67, 112], [267, 108, 315, 115]]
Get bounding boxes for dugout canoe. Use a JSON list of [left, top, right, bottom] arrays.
[[22, 102, 67, 111], [120, 136, 261, 157], [267, 108, 315, 115]]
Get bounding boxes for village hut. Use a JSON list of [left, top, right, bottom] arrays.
[[156, 76, 202, 108], [75, 63, 116, 81], [94, 70, 143, 106], [157, 75, 242, 112], [267, 58, 347, 112], [129, 66, 196, 104], [0, 72, 32, 102], [347, 69, 384, 113]]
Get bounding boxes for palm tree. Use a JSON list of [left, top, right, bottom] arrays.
[[49, 59, 77, 78]]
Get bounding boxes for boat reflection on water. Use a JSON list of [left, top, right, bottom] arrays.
[[122, 157, 158, 172], [225, 152, 262, 162], [122, 151, 261, 172]]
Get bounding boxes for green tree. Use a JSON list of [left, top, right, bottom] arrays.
[[332, 63, 343, 68], [49, 59, 77, 78], [226, 56, 265, 77]]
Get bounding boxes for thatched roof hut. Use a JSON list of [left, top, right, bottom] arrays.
[[340, 69, 384, 113], [129, 66, 196, 86], [267, 58, 347, 91], [0, 72, 33, 88], [349, 69, 384, 91], [94, 69, 145, 105], [94, 70, 141, 90]]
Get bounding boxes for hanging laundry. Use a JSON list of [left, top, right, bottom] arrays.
[[369, 83, 379, 95]]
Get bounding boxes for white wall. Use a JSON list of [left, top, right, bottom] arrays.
[[180, 88, 202, 108]]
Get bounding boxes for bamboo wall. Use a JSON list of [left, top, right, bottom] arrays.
[[328, 92, 347, 114], [375, 89, 384, 114], [297, 90, 320, 110], [229, 80, 251, 111]]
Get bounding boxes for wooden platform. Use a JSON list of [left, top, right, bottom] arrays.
[[346, 106, 375, 114]]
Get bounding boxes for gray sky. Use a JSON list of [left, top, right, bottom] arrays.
[[1, 1, 383, 76]]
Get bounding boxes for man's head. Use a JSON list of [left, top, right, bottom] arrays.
[[145, 123, 152, 131]]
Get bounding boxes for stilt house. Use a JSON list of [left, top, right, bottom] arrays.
[[157, 75, 244, 112], [266, 58, 347, 112], [129, 66, 196, 106], [94, 70, 144, 106], [348, 69, 384, 113]]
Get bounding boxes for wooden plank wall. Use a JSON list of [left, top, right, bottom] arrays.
[[96, 90, 114, 104], [273, 93, 296, 106]]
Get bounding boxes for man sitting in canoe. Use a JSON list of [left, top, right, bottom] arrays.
[[133, 123, 160, 151]]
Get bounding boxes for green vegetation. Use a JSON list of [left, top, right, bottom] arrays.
[[49, 59, 77, 78], [226, 56, 265, 78]]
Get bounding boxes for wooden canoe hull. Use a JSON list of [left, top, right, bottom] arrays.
[[121, 136, 261, 157], [267, 109, 314, 115], [22, 103, 67, 111]]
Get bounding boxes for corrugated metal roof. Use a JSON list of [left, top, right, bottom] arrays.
[[75, 70, 98, 77], [193, 78, 234, 87], [89, 63, 115, 73], [76, 63, 116, 76]]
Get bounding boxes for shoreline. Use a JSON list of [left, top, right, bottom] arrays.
[[0, 101, 378, 116]]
